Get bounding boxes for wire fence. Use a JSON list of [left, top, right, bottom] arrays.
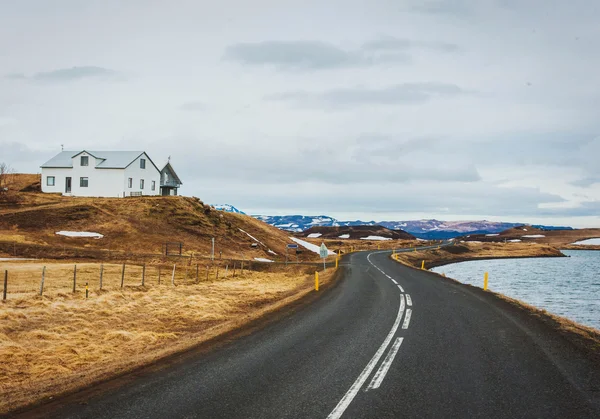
[[0, 259, 284, 300]]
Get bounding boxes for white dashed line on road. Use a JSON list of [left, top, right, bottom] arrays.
[[327, 292, 406, 419], [366, 337, 404, 391], [402, 309, 412, 329]]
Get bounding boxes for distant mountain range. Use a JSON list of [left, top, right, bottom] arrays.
[[213, 204, 573, 239]]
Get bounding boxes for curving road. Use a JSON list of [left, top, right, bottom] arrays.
[[14, 249, 600, 418]]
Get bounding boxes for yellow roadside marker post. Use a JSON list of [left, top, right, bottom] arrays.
[[335, 257, 339, 268], [315, 272, 319, 291], [484, 272, 489, 290], [421, 260, 425, 270]]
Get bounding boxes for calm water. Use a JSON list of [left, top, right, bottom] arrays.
[[431, 250, 600, 330]]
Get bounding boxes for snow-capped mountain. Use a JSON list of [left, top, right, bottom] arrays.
[[213, 204, 246, 215], [211, 205, 571, 239], [253, 215, 571, 239]]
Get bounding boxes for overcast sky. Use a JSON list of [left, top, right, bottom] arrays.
[[1, 0, 600, 227]]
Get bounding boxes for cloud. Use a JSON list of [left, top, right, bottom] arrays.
[[266, 82, 473, 107], [179, 101, 207, 111], [223, 40, 410, 70], [570, 176, 600, 187], [6, 66, 120, 83], [409, 0, 473, 16], [362, 37, 461, 53]]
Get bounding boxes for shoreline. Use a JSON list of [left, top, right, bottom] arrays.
[[391, 247, 600, 352]]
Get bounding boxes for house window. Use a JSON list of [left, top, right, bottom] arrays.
[[81, 156, 89, 166], [80, 177, 89, 187], [128, 178, 133, 188], [140, 158, 146, 169], [140, 179, 145, 189], [151, 181, 156, 191], [46, 176, 55, 186]]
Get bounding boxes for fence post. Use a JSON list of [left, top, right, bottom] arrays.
[[171, 264, 176, 286], [121, 263, 125, 289], [86, 282, 89, 299], [40, 266, 46, 296], [216, 265, 219, 280], [206, 265, 209, 281], [142, 264, 146, 286], [99, 263, 104, 290], [232, 262, 236, 277], [225, 264, 228, 277], [3, 270, 7, 301], [73, 264, 77, 293], [196, 264, 199, 282], [158, 266, 161, 285]]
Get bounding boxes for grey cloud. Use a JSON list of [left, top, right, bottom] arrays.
[[352, 135, 441, 161], [180, 101, 207, 111], [5, 73, 26, 80], [409, 0, 473, 16], [571, 176, 600, 187], [197, 177, 565, 217], [537, 201, 600, 217], [266, 82, 472, 107], [6, 66, 120, 83], [223, 40, 410, 70], [362, 37, 461, 53]]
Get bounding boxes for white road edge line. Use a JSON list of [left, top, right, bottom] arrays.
[[406, 294, 412, 306], [402, 308, 412, 329], [397, 284, 404, 292], [366, 337, 404, 391], [326, 294, 406, 419]]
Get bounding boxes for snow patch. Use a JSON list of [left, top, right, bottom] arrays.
[[522, 234, 545, 238], [239, 229, 265, 246], [307, 233, 322, 238], [571, 238, 600, 245], [508, 239, 522, 242], [254, 258, 274, 263], [268, 249, 277, 255], [360, 236, 392, 241], [56, 231, 103, 239], [485, 234, 499, 237], [338, 234, 350, 239], [289, 237, 335, 255]]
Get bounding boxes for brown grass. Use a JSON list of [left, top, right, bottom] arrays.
[[0, 262, 337, 414], [392, 242, 564, 270]]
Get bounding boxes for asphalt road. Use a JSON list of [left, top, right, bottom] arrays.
[[14, 248, 600, 419]]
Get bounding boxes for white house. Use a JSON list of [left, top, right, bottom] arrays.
[[40, 150, 182, 197]]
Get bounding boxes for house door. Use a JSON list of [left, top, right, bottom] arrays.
[[65, 177, 72, 193]]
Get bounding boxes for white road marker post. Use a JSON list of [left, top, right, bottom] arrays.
[[319, 242, 329, 271]]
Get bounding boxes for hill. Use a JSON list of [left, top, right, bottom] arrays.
[[301, 225, 415, 241], [460, 226, 600, 248], [0, 175, 298, 261]]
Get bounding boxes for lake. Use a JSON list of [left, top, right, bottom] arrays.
[[431, 250, 600, 330]]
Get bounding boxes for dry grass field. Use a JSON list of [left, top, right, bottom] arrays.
[[0, 262, 337, 414], [393, 241, 564, 270]]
